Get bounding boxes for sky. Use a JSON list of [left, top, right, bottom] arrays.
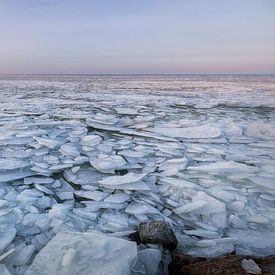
[[0, 0, 274, 74]]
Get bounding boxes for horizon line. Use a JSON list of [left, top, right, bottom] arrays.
[[1, 73, 275, 76]]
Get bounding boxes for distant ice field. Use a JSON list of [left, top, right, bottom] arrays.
[[0, 75, 275, 273]]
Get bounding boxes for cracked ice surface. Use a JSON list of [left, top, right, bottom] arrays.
[[0, 75, 275, 274]]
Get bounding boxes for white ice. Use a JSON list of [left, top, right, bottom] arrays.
[[0, 75, 275, 272]]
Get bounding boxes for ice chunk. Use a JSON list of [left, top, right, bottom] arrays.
[[159, 158, 188, 176], [247, 215, 269, 224], [0, 264, 11, 275], [183, 229, 220, 239], [0, 170, 36, 182], [173, 200, 207, 214], [250, 176, 275, 191], [196, 240, 217, 247], [187, 243, 234, 258], [71, 166, 80, 173], [118, 150, 146, 158], [90, 154, 126, 173], [148, 124, 222, 139], [207, 187, 235, 202], [192, 191, 226, 214], [116, 108, 138, 115], [83, 201, 125, 211], [72, 209, 98, 221], [100, 211, 130, 231], [104, 181, 151, 191], [0, 200, 8, 208], [159, 177, 200, 189], [35, 184, 54, 195], [138, 248, 161, 275], [241, 259, 262, 274], [75, 190, 109, 201], [104, 193, 130, 203], [187, 160, 258, 174], [228, 201, 245, 212], [0, 227, 16, 253], [92, 113, 119, 124], [6, 244, 35, 266], [26, 231, 138, 275], [35, 137, 60, 149], [43, 155, 59, 165], [0, 137, 33, 145], [191, 191, 227, 228], [64, 168, 103, 186], [99, 172, 147, 187], [49, 163, 73, 171], [228, 229, 275, 256], [0, 248, 15, 262], [246, 122, 275, 139], [125, 202, 160, 215], [59, 144, 79, 157], [0, 158, 29, 170], [97, 143, 113, 153], [80, 135, 102, 147], [55, 179, 75, 201], [229, 215, 247, 229]]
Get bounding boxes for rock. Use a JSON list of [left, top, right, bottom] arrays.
[[169, 252, 202, 274], [176, 255, 245, 275], [169, 254, 275, 275], [25, 231, 138, 275], [137, 221, 178, 250], [241, 259, 262, 274]]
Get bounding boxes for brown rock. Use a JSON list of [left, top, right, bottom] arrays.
[[137, 221, 178, 250], [169, 252, 204, 274], [169, 254, 275, 275], [179, 255, 246, 275]]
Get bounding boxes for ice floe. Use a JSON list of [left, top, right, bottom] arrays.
[[25, 231, 138, 275]]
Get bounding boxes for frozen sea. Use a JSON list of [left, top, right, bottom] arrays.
[[0, 75, 275, 274]]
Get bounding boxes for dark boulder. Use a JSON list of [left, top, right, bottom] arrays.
[[137, 221, 178, 250]]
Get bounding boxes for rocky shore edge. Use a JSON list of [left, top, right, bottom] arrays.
[[9, 221, 272, 275], [132, 221, 275, 275]]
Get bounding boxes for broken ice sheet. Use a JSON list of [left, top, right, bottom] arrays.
[[25, 231, 138, 275], [0, 226, 16, 254], [173, 200, 207, 214], [34, 137, 61, 149], [187, 160, 259, 175], [116, 107, 138, 115], [104, 193, 130, 203], [147, 124, 222, 139], [158, 158, 188, 176], [64, 168, 103, 186], [80, 135, 102, 147], [98, 172, 147, 187], [0, 158, 30, 170], [90, 154, 126, 173], [74, 190, 109, 201], [1, 75, 275, 272]]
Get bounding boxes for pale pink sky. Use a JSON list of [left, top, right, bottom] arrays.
[[0, 0, 274, 74]]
